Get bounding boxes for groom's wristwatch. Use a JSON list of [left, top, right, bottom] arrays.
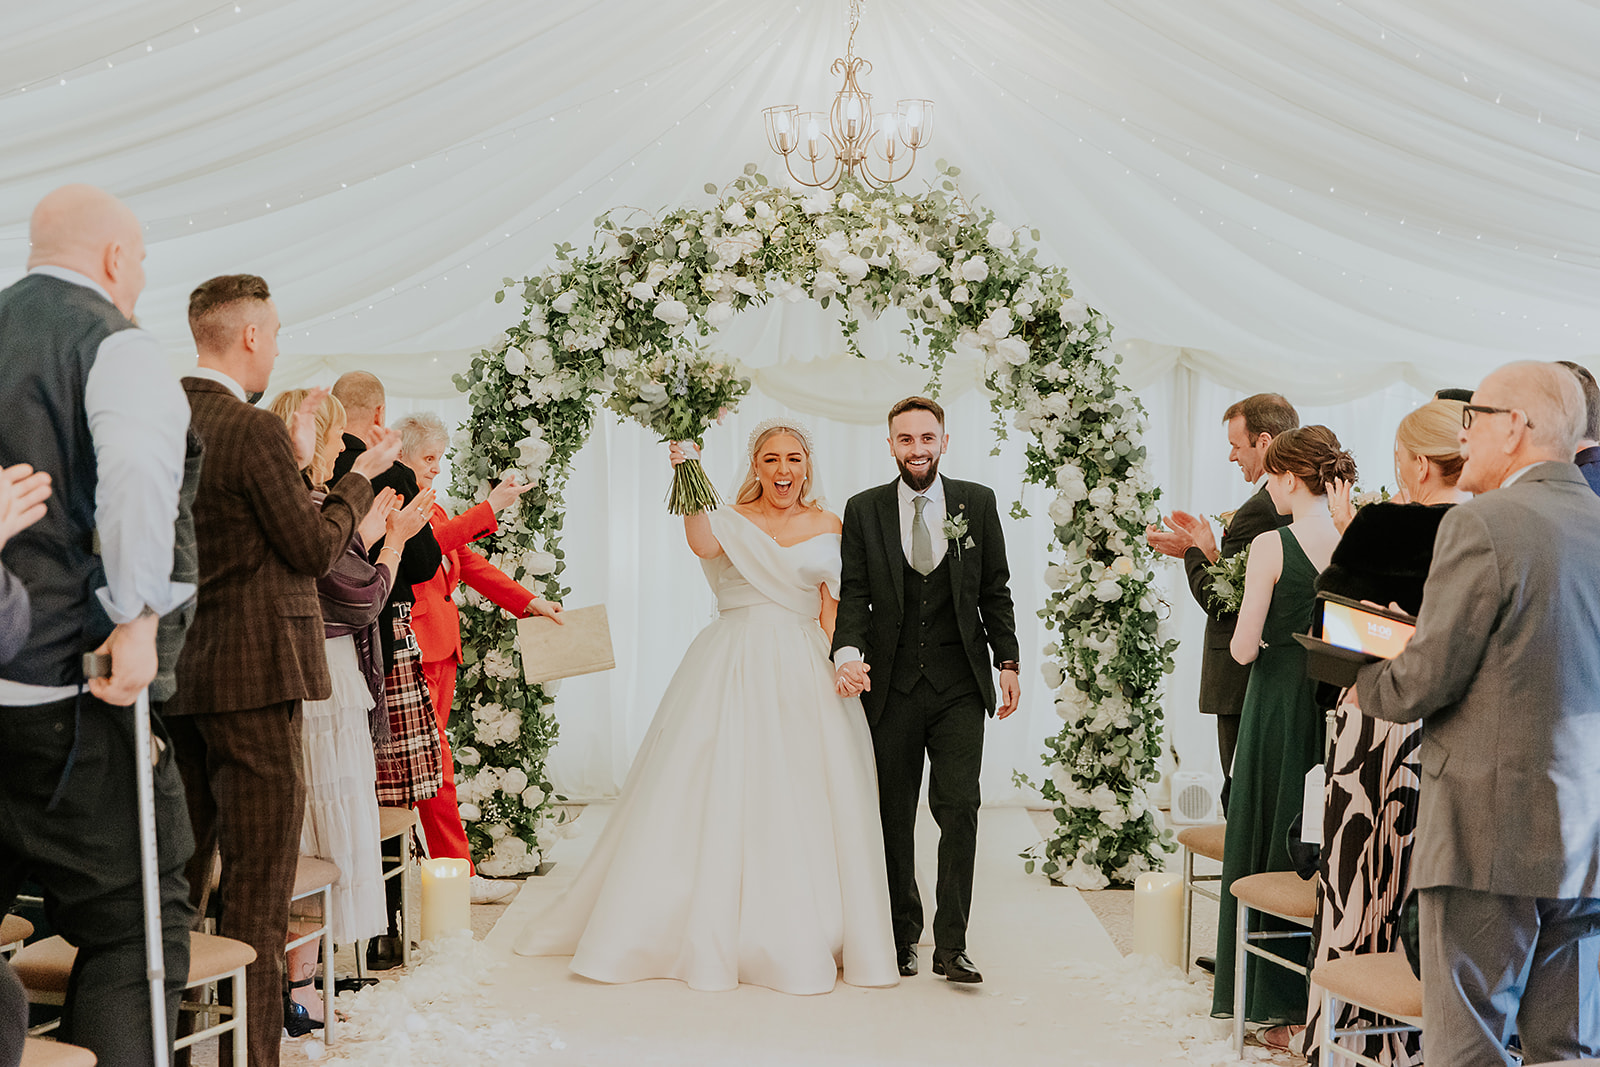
[[998, 660, 1019, 673]]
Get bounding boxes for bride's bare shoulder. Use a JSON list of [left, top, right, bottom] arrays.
[[814, 508, 843, 534]]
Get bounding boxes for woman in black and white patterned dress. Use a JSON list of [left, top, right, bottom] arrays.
[[1303, 398, 1470, 1064]]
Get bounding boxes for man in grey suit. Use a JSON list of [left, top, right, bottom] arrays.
[[1147, 393, 1297, 813], [1352, 360, 1600, 1065]]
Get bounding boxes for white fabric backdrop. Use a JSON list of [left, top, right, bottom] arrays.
[[0, 1, 1580, 795]]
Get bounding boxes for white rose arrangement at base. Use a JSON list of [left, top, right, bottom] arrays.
[[452, 161, 1176, 883]]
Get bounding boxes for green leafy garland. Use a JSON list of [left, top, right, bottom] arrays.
[[449, 163, 1177, 883]]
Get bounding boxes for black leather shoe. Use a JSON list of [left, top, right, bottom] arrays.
[[931, 949, 983, 984], [283, 980, 324, 1037], [896, 943, 918, 977], [365, 935, 403, 972], [1195, 956, 1215, 974]]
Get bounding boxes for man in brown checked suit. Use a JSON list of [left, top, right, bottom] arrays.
[[165, 275, 400, 1066]]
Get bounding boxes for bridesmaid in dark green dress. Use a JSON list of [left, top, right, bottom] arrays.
[[1210, 426, 1356, 1045]]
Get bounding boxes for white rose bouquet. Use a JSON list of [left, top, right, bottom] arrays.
[[604, 345, 751, 514]]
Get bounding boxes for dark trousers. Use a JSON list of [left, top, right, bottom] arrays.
[[1216, 712, 1240, 816], [0, 694, 194, 1067], [168, 702, 304, 1067], [871, 677, 985, 954], [1420, 885, 1600, 1066]]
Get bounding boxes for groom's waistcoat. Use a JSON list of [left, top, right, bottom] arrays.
[[891, 555, 976, 695]]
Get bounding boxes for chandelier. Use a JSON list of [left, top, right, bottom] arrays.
[[762, 1, 933, 190]]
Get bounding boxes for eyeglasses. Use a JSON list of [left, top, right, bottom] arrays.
[[1461, 404, 1533, 430]]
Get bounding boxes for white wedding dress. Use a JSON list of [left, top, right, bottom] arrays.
[[514, 508, 898, 994]]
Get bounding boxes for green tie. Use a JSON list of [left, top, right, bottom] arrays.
[[911, 495, 935, 575]]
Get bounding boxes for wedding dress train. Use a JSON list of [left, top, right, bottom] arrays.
[[513, 509, 898, 994]]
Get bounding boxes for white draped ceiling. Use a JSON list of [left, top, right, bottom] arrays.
[[4, 0, 1600, 400], [5, 1, 1598, 796]]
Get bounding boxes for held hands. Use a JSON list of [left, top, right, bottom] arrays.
[[387, 488, 435, 543], [996, 669, 1021, 719], [488, 476, 536, 513], [0, 463, 52, 550], [527, 597, 565, 624], [358, 487, 399, 547], [289, 387, 331, 470], [1145, 510, 1217, 562], [834, 660, 870, 698], [350, 425, 402, 481], [87, 612, 159, 706]]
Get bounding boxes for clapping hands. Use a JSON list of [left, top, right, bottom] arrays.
[[358, 487, 400, 547], [1146, 510, 1218, 562], [387, 488, 435, 543], [288, 388, 331, 470]]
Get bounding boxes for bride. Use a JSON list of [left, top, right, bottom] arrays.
[[513, 419, 898, 994]]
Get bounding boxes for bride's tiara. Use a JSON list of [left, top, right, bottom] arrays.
[[746, 417, 816, 460]]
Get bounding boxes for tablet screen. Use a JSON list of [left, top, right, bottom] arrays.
[[1321, 600, 1416, 659]]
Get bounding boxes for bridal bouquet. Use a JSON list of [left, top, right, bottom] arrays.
[[605, 346, 751, 514], [1202, 548, 1249, 614]]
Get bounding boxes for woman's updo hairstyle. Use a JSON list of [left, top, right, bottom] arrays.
[[1262, 424, 1357, 497], [1395, 399, 1467, 486]]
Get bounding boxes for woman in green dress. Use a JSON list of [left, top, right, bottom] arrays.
[[1211, 425, 1355, 1046]]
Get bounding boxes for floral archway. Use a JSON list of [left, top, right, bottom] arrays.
[[447, 163, 1177, 887]]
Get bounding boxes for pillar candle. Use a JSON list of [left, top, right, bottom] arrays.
[[1132, 872, 1184, 968], [419, 857, 471, 942]]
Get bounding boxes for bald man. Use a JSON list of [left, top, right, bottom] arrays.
[[1351, 361, 1600, 1064], [0, 185, 196, 1065]]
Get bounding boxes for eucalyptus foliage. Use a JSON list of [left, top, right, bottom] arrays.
[[451, 162, 1176, 882]]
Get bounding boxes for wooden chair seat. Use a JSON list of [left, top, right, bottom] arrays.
[[1175, 821, 1226, 862], [12, 932, 256, 996], [2, 912, 35, 953], [1231, 870, 1317, 922], [378, 805, 418, 840], [20, 1038, 96, 1067], [1312, 952, 1422, 1020]]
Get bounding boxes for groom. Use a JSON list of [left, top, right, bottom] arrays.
[[833, 396, 1020, 985]]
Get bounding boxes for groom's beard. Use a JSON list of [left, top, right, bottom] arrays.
[[897, 454, 940, 493]]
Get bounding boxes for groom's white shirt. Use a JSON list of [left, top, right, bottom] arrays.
[[834, 477, 947, 667]]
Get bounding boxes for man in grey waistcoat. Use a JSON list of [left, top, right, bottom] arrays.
[[1352, 360, 1600, 1065]]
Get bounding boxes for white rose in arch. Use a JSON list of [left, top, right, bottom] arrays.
[[705, 300, 736, 327], [456, 746, 482, 768], [812, 270, 843, 297], [1111, 556, 1135, 577], [501, 346, 527, 376], [645, 260, 670, 286], [961, 256, 990, 282], [629, 281, 654, 302], [838, 254, 870, 284], [1093, 578, 1123, 602], [502, 767, 529, 796], [458, 802, 481, 823], [1059, 295, 1088, 325], [950, 284, 970, 303], [985, 221, 1015, 248], [652, 299, 690, 326], [521, 550, 557, 575], [551, 290, 578, 314], [1047, 494, 1077, 526], [1041, 661, 1065, 689], [520, 786, 546, 809], [1087, 485, 1116, 509], [995, 337, 1031, 366], [723, 204, 748, 226], [638, 380, 668, 403], [908, 251, 942, 277], [1043, 563, 1070, 590]]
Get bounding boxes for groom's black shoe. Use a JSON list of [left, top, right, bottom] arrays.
[[896, 943, 918, 977], [931, 949, 983, 984]]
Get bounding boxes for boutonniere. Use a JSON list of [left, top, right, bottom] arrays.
[[943, 507, 975, 558], [1215, 509, 1237, 531]]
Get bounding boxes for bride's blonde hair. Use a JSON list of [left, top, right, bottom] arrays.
[[735, 420, 823, 509]]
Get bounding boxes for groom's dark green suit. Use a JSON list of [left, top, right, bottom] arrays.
[[832, 475, 1018, 955]]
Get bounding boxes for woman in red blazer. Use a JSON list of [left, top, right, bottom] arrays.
[[394, 414, 562, 900]]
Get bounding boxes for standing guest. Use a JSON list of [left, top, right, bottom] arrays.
[[1350, 361, 1600, 1066], [393, 413, 562, 899], [0, 185, 197, 1067], [0, 462, 50, 1067], [167, 275, 396, 1067], [1148, 394, 1297, 818], [1210, 426, 1355, 1046], [267, 390, 433, 1031], [833, 396, 1021, 984], [1557, 360, 1600, 493], [329, 374, 455, 948], [1301, 399, 1470, 1065]]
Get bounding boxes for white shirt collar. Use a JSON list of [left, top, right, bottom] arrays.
[[28, 265, 115, 307], [897, 475, 945, 508], [187, 365, 248, 402]]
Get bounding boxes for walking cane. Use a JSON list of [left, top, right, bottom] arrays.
[[132, 687, 171, 1067]]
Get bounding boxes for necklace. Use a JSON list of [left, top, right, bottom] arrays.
[[751, 503, 800, 544]]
